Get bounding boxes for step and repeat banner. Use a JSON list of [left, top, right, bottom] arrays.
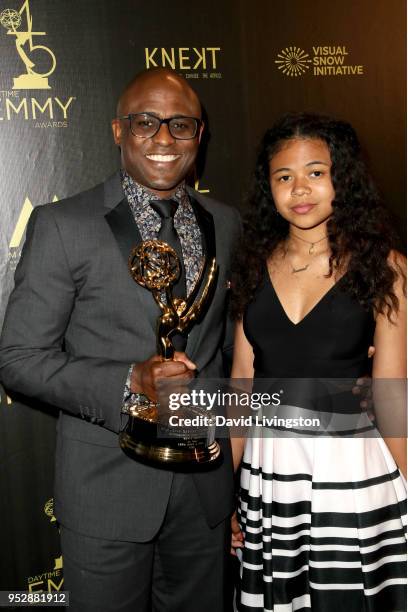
[[0, 0, 406, 595]]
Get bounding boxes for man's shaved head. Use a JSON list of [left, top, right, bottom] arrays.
[[116, 68, 201, 118]]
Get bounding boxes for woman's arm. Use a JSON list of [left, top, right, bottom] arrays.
[[230, 319, 255, 555], [372, 252, 407, 478], [230, 319, 255, 472]]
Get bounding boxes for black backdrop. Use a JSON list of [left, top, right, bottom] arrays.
[[0, 0, 406, 595]]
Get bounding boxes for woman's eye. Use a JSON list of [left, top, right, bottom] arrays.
[[311, 170, 323, 177], [278, 175, 291, 182]]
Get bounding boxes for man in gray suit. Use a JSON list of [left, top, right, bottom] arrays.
[[0, 68, 241, 611]]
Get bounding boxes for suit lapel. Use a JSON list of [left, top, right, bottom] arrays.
[[188, 194, 216, 259], [105, 198, 143, 263], [104, 182, 159, 334], [186, 192, 220, 360]]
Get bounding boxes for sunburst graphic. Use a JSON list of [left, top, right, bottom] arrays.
[[275, 47, 312, 77]]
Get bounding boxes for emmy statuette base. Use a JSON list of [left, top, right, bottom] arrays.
[[119, 414, 222, 469], [119, 432, 221, 468]]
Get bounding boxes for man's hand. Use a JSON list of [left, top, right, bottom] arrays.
[[352, 375, 374, 420], [130, 352, 196, 401], [231, 511, 244, 556], [350, 345, 375, 416]]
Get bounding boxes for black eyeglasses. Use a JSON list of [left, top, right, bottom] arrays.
[[117, 112, 202, 140]]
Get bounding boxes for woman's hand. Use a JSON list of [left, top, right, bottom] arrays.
[[231, 511, 244, 556]]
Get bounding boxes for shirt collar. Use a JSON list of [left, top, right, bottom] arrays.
[[120, 169, 187, 211]]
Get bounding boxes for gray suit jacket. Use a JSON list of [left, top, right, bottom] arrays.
[[0, 172, 241, 541]]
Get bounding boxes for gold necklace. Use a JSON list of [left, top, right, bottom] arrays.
[[291, 262, 309, 274], [282, 245, 311, 274], [285, 242, 329, 274], [290, 232, 328, 254]]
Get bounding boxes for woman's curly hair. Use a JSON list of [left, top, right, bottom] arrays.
[[230, 112, 405, 320]]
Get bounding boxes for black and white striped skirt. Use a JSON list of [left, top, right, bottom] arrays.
[[238, 436, 407, 611]]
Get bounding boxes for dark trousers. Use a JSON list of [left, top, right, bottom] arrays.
[[60, 473, 230, 612]]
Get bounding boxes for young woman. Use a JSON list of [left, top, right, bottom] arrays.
[[230, 113, 407, 612]]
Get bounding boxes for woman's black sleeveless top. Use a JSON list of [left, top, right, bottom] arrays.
[[243, 271, 375, 379]]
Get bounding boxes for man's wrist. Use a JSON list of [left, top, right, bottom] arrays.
[[130, 362, 144, 394], [122, 392, 153, 414], [122, 363, 147, 415]]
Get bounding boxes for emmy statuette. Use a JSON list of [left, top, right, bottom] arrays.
[[119, 240, 221, 468]]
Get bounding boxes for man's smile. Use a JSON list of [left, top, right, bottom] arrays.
[[145, 154, 182, 163]]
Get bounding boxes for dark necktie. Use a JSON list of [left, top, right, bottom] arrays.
[[149, 198, 186, 299]]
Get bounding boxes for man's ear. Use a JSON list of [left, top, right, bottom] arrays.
[[111, 118, 122, 145], [197, 121, 205, 145]]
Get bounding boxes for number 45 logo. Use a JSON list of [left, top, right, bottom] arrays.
[[0, 0, 57, 90]]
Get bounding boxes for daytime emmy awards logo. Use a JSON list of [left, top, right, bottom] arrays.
[[0, 0, 76, 126], [0, 0, 56, 89]]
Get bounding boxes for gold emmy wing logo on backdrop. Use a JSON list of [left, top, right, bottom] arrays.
[[194, 178, 209, 194], [0, 0, 56, 89], [275, 47, 312, 77], [44, 498, 57, 523], [43, 498, 64, 571], [9, 196, 33, 249], [0, 388, 12, 405], [7, 197, 58, 272], [9, 196, 58, 249]]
